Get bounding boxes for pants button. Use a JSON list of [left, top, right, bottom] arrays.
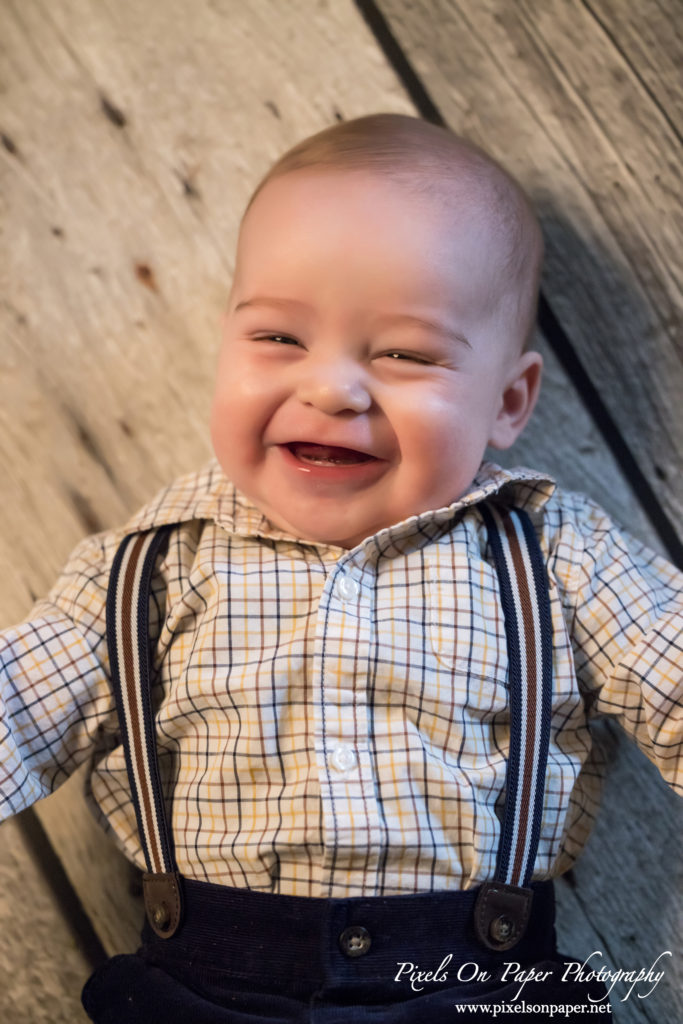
[[339, 925, 372, 957], [490, 914, 515, 943]]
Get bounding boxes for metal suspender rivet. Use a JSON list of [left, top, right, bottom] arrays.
[[106, 525, 182, 939], [473, 504, 553, 951]]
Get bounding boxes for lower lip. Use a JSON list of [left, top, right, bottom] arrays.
[[275, 444, 388, 484]]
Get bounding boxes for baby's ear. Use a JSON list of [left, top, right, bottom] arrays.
[[488, 350, 543, 450]]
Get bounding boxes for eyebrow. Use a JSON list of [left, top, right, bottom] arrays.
[[234, 297, 310, 314], [233, 297, 471, 348]]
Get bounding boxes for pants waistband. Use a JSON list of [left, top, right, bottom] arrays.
[[141, 877, 557, 987]]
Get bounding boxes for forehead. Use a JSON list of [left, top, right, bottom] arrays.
[[239, 166, 491, 240], [233, 169, 503, 309]]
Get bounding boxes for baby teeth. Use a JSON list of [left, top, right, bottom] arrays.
[[291, 443, 370, 466], [300, 452, 358, 466]]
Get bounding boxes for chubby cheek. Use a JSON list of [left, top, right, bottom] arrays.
[[209, 393, 239, 476], [209, 386, 260, 476], [396, 397, 487, 506], [210, 352, 282, 458]]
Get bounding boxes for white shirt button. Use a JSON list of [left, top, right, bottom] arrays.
[[330, 745, 357, 773], [336, 575, 360, 602]]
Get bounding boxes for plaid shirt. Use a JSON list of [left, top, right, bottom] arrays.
[[1, 460, 681, 897]]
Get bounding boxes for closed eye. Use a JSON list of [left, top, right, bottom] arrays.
[[381, 351, 433, 365], [253, 333, 301, 347]]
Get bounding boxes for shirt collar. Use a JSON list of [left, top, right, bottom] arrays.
[[124, 457, 557, 548]]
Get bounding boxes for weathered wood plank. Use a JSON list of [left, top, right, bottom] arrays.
[[377, 0, 683, 539], [0, 814, 91, 1023], [36, 772, 144, 956], [581, 0, 683, 130], [555, 725, 683, 1024], [493, 333, 659, 552], [0, 1, 679, 1020]]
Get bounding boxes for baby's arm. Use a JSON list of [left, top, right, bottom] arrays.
[[0, 530, 120, 820], [564, 496, 683, 793]]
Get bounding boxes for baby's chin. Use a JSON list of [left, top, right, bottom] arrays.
[[253, 485, 484, 549], [259, 504, 381, 550]]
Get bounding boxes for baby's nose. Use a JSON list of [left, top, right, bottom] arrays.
[[297, 360, 371, 415]]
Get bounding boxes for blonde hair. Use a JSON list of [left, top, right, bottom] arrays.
[[244, 114, 543, 349]]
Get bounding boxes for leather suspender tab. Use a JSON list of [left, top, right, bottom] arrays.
[[143, 871, 183, 939], [473, 881, 534, 951]]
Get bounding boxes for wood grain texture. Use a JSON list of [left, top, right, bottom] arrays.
[[0, 0, 680, 1020], [377, 0, 683, 535], [580, 0, 683, 131], [492, 331, 660, 552], [556, 726, 683, 1024], [0, 814, 91, 1023], [36, 771, 144, 956]]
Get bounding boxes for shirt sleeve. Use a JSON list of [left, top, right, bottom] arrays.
[[565, 497, 683, 794], [0, 530, 120, 820]]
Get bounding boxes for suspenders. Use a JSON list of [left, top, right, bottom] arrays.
[[473, 505, 552, 951], [106, 526, 180, 936], [106, 505, 553, 950]]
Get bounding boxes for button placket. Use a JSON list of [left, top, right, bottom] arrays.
[[315, 558, 381, 892], [328, 569, 362, 782]]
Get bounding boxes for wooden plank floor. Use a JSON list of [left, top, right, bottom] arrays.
[[0, 814, 91, 1022], [1, 1, 680, 1020]]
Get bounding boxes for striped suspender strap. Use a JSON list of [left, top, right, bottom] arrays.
[[474, 503, 553, 951], [106, 525, 182, 938]]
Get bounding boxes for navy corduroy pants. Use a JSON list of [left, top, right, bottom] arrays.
[[82, 878, 608, 1023]]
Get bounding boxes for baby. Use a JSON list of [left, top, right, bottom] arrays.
[[1, 114, 681, 1022]]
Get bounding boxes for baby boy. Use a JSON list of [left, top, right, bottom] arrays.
[[2, 114, 681, 1022]]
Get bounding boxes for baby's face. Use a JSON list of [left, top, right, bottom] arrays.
[[211, 169, 539, 548]]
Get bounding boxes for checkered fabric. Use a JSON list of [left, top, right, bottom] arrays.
[[1, 460, 681, 897]]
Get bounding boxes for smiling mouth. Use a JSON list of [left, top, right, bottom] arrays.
[[286, 442, 377, 466]]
